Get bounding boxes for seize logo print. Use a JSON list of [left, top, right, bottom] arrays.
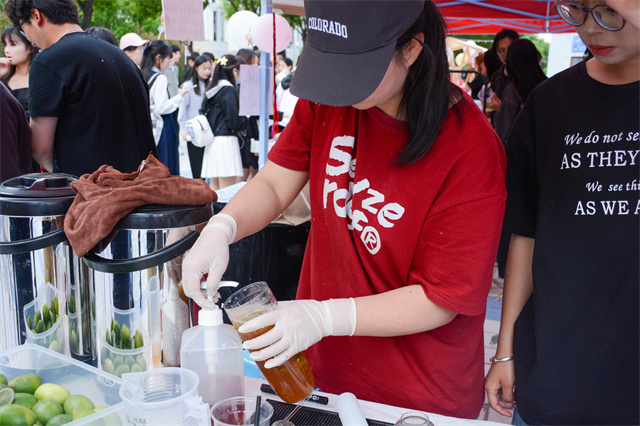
[[323, 136, 405, 255]]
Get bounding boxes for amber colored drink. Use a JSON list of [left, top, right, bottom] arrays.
[[232, 323, 315, 404], [223, 282, 315, 404]]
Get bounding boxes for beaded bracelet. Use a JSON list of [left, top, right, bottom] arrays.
[[489, 355, 514, 364]]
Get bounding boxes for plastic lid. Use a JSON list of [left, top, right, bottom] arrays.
[[198, 305, 223, 326], [0, 173, 77, 198], [0, 173, 78, 217]]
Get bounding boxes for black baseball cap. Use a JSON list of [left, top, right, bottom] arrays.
[[290, 0, 425, 107]]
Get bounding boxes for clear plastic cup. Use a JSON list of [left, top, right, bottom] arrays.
[[211, 396, 273, 426], [395, 411, 432, 426], [223, 281, 315, 404], [23, 283, 66, 354], [119, 367, 210, 425]]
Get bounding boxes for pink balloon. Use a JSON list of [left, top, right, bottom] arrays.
[[251, 13, 292, 54]]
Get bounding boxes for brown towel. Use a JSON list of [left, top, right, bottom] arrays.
[[64, 154, 216, 257]]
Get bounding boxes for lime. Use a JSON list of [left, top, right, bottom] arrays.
[[93, 406, 108, 412], [72, 408, 95, 421], [121, 324, 130, 346], [135, 354, 147, 371], [12, 393, 39, 409], [0, 374, 8, 386], [125, 356, 135, 368], [34, 383, 70, 406], [0, 387, 15, 406], [48, 340, 60, 352], [113, 364, 130, 378], [46, 413, 73, 426], [102, 358, 115, 376], [8, 374, 42, 395], [111, 321, 120, 341], [63, 395, 94, 415], [70, 331, 78, 351], [0, 404, 37, 425], [113, 355, 124, 367], [31, 399, 63, 425]]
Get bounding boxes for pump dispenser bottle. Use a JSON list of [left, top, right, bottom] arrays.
[[180, 281, 244, 407], [161, 279, 189, 367]]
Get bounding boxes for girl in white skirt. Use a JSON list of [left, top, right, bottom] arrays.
[[201, 54, 247, 190]]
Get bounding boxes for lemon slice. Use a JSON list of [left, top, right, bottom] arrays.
[[0, 386, 15, 406]]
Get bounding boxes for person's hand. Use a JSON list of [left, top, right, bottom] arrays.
[[0, 58, 11, 79], [484, 359, 516, 417], [178, 85, 192, 97], [165, 226, 195, 285], [606, 0, 640, 30], [487, 92, 502, 110], [181, 131, 189, 141], [181, 214, 237, 309], [240, 298, 357, 369]]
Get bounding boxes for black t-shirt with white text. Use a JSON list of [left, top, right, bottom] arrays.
[[505, 61, 639, 425], [29, 32, 157, 176]]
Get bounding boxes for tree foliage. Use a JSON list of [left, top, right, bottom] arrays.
[[79, 0, 163, 40]]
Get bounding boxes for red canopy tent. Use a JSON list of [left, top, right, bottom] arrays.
[[273, 0, 576, 34], [434, 0, 575, 34]]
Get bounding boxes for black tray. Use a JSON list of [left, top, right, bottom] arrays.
[[267, 399, 394, 426]]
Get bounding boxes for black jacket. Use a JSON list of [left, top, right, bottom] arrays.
[[202, 85, 247, 137]]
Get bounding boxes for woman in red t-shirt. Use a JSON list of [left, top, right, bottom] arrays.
[[182, 1, 506, 417]]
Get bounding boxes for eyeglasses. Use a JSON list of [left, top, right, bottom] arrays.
[[16, 18, 28, 37], [554, 1, 626, 31]]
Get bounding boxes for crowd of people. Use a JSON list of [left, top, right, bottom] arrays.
[[0, 0, 295, 188], [1, 0, 638, 425]]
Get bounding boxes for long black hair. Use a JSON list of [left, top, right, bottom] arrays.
[[1, 28, 39, 84], [505, 39, 547, 101], [140, 40, 172, 81], [206, 54, 241, 91], [186, 55, 212, 96], [395, 0, 461, 165]]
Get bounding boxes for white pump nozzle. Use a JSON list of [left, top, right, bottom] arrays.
[[198, 281, 240, 326]]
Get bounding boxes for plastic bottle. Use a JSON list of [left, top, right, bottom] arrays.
[[148, 276, 162, 368], [180, 282, 244, 407], [161, 279, 190, 367]]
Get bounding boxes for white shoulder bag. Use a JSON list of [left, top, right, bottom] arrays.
[[186, 81, 233, 148]]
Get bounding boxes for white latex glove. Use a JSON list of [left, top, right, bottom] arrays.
[[182, 214, 237, 309], [240, 298, 357, 369]]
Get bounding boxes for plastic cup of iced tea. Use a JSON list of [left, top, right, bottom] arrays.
[[223, 281, 315, 404]]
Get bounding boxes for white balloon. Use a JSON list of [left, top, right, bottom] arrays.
[[251, 13, 292, 54], [227, 10, 259, 49]]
